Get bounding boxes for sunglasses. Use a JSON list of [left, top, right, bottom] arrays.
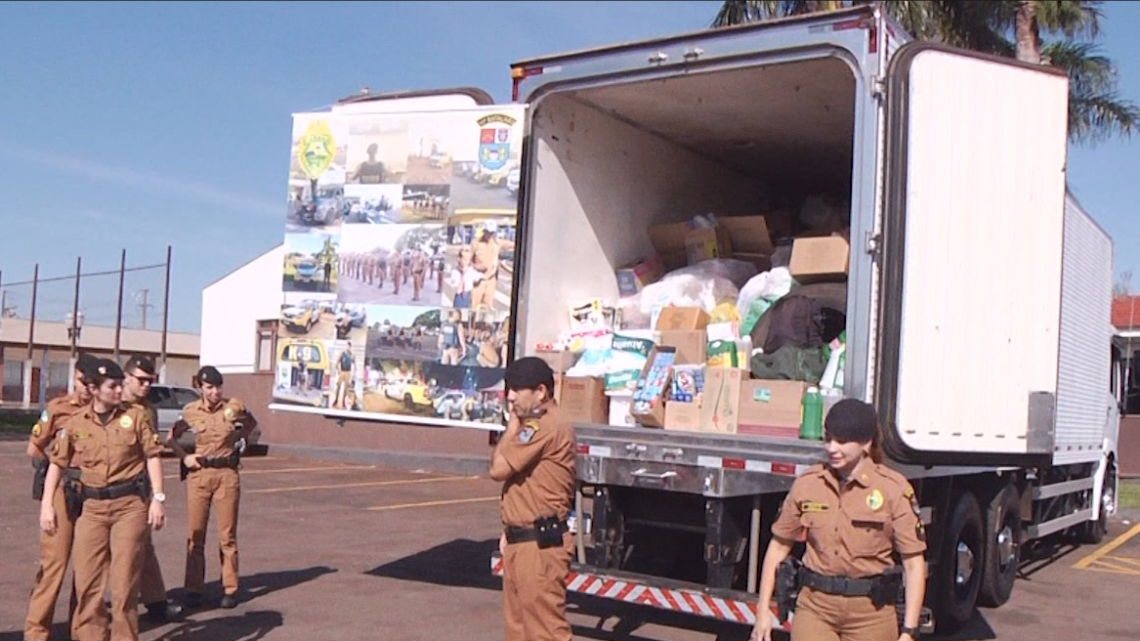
[[130, 372, 156, 383]]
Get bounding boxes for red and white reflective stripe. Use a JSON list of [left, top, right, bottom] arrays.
[[696, 455, 809, 476], [576, 444, 613, 457], [490, 557, 791, 629]]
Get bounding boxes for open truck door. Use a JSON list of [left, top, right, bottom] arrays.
[[272, 87, 527, 431], [875, 43, 1072, 465]]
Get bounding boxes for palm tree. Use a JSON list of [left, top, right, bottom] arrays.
[[710, 0, 1137, 144]]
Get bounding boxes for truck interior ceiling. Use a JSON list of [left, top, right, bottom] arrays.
[[520, 53, 857, 347]]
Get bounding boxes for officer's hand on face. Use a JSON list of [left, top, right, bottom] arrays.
[[148, 499, 165, 531], [183, 454, 202, 470], [40, 503, 57, 535]]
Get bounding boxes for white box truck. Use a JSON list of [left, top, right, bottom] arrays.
[[288, 5, 1123, 635]]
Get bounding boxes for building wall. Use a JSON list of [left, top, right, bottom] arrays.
[[200, 244, 284, 374], [224, 372, 491, 457]]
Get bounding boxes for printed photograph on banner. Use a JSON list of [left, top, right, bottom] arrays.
[[406, 115, 470, 185], [449, 109, 523, 214], [346, 117, 410, 185], [283, 233, 339, 294], [442, 210, 515, 313], [358, 358, 435, 417], [365, 306, 441, 363], [422, 363, 506, 425], [439, 308, 509, 370], [279, 293, 337, 341], [344, 184, 403, 225], [287, 114, 348, 234], [336, 224, 447, 307], [400, 184, 450, 223], [273, 337, 336, 409], [328, 338, 366, 411]]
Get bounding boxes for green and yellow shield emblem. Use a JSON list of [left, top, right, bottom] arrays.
[[297, 119, 337, 180]]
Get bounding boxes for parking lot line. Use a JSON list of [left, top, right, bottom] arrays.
[[164, 464, 376, 480], [1073, 521, 1140, 570], [248, 475, 481, 495], [366, 496, 499, 511]]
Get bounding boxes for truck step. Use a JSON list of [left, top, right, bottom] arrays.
[[489, 552, 788, 630]]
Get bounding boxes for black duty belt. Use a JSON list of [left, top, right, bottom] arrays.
[[801, 568, 883, 597], [505, 518, 568, 544], [81, 475, 146, 501], [199, 454, 240, 469]]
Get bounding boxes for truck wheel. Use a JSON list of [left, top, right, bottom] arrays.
[[1078, 461, 1115, 545], [933, 490, 984, 633], [978, 484, 1020, 608]]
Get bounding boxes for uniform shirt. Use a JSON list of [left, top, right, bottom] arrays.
[[180, 398, 256, 460], [124, 396, 159, 433], [473, 238, 500, 279], [771, 457, 927, 578], [29, 393, 87, 459], [49, 404, 163, 488], [498, 404, 577, 528]]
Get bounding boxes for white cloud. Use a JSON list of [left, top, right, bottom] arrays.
[[0, 142, 280, 218]]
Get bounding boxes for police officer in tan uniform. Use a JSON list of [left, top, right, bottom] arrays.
[[489, 357, 577, 641], [751, 399, 927, 641], [39, 359, 167, 641], [121, 354, 183, 621], [23, 352, 97, 641], [472, 221, 501, 310], [168, 366, 257, 609]]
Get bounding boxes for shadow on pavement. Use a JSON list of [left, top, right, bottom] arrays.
[[365, 538, 500, 590], [567, 594, 753, 641], [158, 610, 284, 641], [160, 565, 337, 618]]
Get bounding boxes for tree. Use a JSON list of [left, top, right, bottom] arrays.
[[710, 1, 1137, 145], [1116, 271, 1133, 297]]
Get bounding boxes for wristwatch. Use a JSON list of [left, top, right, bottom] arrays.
[[152, 492, 166, 503], [900, 625, 920, 638]]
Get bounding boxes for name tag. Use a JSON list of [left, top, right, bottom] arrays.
[[801, 501, 830, 513]]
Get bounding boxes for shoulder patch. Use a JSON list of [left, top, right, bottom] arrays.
[[31, 423, 42, 438], [119, 415, 134, 430], [40, 409, 50, 423], [224, 406, 236, 420], [152, 433, 162, 446], [518, 425, 536, 444]]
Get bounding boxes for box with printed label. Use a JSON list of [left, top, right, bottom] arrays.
[[559, 376, 608, 424], [738, 379, 807, 438]]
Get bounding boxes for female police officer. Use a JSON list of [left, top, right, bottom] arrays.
[[751, 399, 927, 641], [38, 358, 167, 641]]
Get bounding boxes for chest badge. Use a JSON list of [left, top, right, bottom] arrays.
[[224, 407, 236, 420], [120, 415, 134, 430], [867, 489, 885, 511]]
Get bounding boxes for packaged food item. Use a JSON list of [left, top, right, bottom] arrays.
[[632, 349, 676, 415], [707, 339, 739, 369], [670, 365, 706, 403]]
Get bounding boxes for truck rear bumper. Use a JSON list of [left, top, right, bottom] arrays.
[[489, 552, 789, 630]]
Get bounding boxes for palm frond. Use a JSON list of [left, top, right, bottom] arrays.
[[711, 1, 784, 27], [1042, 40, 1116, 96], [1035, 0, 1103, 40], [1068, 92, 1140, 145]]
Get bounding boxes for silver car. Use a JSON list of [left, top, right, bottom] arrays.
[[147, 385, 262, 452]]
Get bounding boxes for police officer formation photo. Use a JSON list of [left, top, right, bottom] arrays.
[[22, 355, 256, 641]]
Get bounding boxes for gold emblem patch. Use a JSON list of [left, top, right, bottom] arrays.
[[120, 415, 134, 429], [32, 424, 42, 438], [867, 489, 885, 511], [224, 407, 236, 420], [152, 433, 162, 446]]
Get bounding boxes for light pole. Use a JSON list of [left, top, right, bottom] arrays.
[[66, 311, 84, 393]]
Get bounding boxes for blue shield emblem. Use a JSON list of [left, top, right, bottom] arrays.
[[479, 126, 510, 172]]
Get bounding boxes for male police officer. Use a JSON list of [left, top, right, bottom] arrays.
[[121, 354, 183, 621], [23, 352, 97, 641], [490, 357, 577, 641]]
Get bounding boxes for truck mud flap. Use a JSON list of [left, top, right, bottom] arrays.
[[490, 552, 789, 630]]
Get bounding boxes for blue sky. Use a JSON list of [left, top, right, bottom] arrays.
[[0, 1, 1137, 334]]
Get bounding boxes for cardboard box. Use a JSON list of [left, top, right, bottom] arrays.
[[737, 379, 807, 438], [535, 349, 578, 374], [560, 377, 609, 424], [647, 222, 691, 272], [658, 330, 708, 365], [630, 347, 676, 428], [664, 400, 703, 432], [789, 235, 850, 283], [699, 367, 744, 435], [607, 393, 636, 427], [655, 306, 710, 332], [685, 226, 733, 264], [719, 215, 776, 255], [616, 255, 666, 297], [553, 374, 563, 404]]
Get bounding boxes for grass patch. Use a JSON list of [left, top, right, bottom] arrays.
[[0, 421, 31, 434], [1120, 479, 1140, 511]]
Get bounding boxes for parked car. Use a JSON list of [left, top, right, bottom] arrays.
[[147, 384, 263, 453]]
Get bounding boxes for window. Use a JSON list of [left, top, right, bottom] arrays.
[[147, 386, 176, 409], [255, 319, 278, 373], [172, 387, 201, 407]]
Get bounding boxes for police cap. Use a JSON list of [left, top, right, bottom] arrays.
[[85, 358, 125, 381], [124, 353, 156, 376], [76, 352, 99, 375], [197, 365, 224, 386], [503, 357, 555, 394], [824, 398, 880, 444]]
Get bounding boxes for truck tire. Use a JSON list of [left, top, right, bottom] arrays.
[[1078, 461, 1115, 545], [978, 484, 1020, 608], [933, 490, 984, 633]]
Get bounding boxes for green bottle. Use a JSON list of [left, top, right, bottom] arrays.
[[800, 386, 824, 440]]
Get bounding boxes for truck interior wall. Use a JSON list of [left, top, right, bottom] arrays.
[[517, 93, 767, 351], [517, 57, 858, 355]]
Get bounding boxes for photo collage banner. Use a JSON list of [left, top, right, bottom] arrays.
[[275, 104, 526, 428]]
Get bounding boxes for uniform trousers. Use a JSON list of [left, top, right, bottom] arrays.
[[185, 467, 241, 596], [502, 531, 574, 641], [138, 531, 167, 604], [25, 486, 78, 641], [72, 495, 149, 641], [790, 587, 898, 641]]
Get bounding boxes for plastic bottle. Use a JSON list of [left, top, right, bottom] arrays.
[[800, 386, 824, 440]]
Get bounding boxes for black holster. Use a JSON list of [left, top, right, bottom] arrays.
[[535, 515, 567, 549], [32, 458, 48, 501], [63, 481, 83, 522], [775, 557, 803, 624], [869, 566, 904, 609], [179, 460, 189, 482]]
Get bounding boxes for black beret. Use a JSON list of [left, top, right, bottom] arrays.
[[824, 398, 880, 444], [504, 357, 555, 392], [125, 354, 156, 376], [197, 366, 224, 386], [76, 352, 99, 374], [87, 358, 125, 381]]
